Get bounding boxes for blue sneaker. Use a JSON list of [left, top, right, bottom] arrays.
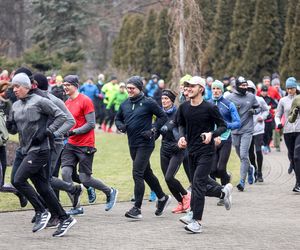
[[248, 165, 256, 185], [105, 188, 118, 211], [236, 179, 245, 191], [87, 187, 97, 204], [66, 207, 84, 216], [148, 191, 157, 202]]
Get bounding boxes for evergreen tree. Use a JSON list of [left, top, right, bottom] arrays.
[[201, 0, 236, 77], [279, 0, 298, 80], [134, 9, 157, 76], [152, 9, 171, 81], [289, 1, 300, 79], [239, 0, 281, 81], [225, 0, 256, 76]]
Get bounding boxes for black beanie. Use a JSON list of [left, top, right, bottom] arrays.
[[64, 75, 80, 88], [15, 67, 33, 81], [162, 89, 176, 103], [127, 76, 143, 91], [34, 73, 49, 91]]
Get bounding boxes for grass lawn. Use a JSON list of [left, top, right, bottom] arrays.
[[0, 131, 240, 212]]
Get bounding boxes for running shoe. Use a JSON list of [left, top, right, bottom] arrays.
[[155, 195, 171, 216], [107, 128, 113, 133], [16, 192, 28, 208], [184, 219, 203, 233], [148, 190, 157, 202], [105, 188, 118, 211], [248, 165, 256, 185], [237, 179, 245, 192], [46, 216, 60, 228], [222, 183, 233, 210], [87, 187, 97, 204], [66, 207, 84, 216], [72, 184, 83, 208], [125, 206, 142, 220], [32, 211, 51, 233], [180, 211, 193, 225], [101, 123, 107, 132], [293, 183, 300, 192], [172, 202, 185, 214], [217, 198, 224, 206], [52, 216, 77, 237], [182, 193, 191, 211]]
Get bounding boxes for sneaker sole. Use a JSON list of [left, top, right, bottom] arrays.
[[184, 225, 202, 234], [105, 189, 118, 211], [179, 218, 192, 225], [125, 213, 142, 220], [53, 218, 77, 237]]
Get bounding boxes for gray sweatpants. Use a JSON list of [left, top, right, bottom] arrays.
[[232, 133, 253, 181]]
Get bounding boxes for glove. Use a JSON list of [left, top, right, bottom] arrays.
[[66, 130, 76, 137], [141, 128, 157, 140], [277, 124, 283, 130], [32, 130, 51, 145], [118, 124, 127, 133], [248, 109, 255, 115], [160, 125, 168, 135]]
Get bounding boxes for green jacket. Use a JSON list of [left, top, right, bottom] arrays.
[[101, 82, 119, 105], [106, 91, 128, 112]]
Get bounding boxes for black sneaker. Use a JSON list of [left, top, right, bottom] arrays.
[[155, 195, 171, 216], [293, 183, 300, 192], [31, 213, 37, 223], [52, 216, 77, 237], [72, 184, 83, 208], [125, 206, 142, 220], [46, 216, 60, 229], [32, 211, 51, 233]]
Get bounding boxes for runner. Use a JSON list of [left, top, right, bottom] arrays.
[[177, 76, 232, 234], [115, 75, 171, 220], [61, 75, 118, 215]]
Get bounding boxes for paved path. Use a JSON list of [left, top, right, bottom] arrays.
[[0, 146, 299, 250]]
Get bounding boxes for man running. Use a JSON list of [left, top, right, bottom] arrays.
[[115, 75, 171, 220]]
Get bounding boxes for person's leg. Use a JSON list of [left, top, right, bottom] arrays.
[[0, 146, 7, 185], [239, 133, 253, 182], [284, 133, 296, 168], [182, 149, 192, 183], [249, 136, 256, 171], [210, 145, 220, 180], [217, 139, 232, 185], [293, 133, 300, 186], [254, 134, 264, 178], [205, 176, 223, 198]]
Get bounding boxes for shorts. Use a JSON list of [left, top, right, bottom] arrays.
[[61, 143, 97, 175]]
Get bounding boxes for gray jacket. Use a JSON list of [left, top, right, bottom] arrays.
[[226, 90, 260, 135], [9, 94, 67, 154], [275, 94, 300, 133], [253, 96, 269, 136]]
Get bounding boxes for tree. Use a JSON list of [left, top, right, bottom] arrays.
[[225, 0, 256, 76], [289, 1, 300, 79], [201, 0, 236, 77], [239, 0, 281, 81], [279, 0, 299, 80], [152, 9, 171, 81]]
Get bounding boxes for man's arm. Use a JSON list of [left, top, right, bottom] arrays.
[[72, 112, 95, 134]]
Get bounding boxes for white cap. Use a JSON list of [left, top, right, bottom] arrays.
[[184, 76, 206, 88]]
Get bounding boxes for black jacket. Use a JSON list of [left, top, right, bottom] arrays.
[[115, 93, 167, 148]]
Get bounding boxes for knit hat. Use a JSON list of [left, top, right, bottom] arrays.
[[11, 73, 31, 89], [261, 85, 268, 92], [34, 73, 49, 91], [64, 75, 80, 88], [14, 67, 33, 81], [285, 77, 297, 89], [184, 76, 206, 88], [271, 78, 280, 86], [127, 76, 143, 91], [211, 80, 224, 92], [162, 89, 177, 103]]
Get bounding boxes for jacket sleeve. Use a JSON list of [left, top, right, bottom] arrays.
[[275, 99, 284, 126], [115, 104, 125, 130], [176, 104, 186, 138], [259, 98, 270, 120], [252, 96, 261, 115], [210, 105, 227, 138], [288, 97, 299, 123], [227, 102, 241, 130]]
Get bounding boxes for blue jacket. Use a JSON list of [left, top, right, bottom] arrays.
[[79, 83, 99, 102], [210, 96, 241, 140], [115, 93, 167, 148], [145, 80, 158, 98]]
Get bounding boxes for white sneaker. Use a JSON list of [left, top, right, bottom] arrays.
[[179, 211, 193, 225], [222, 183, 233, 210], [184, 219, 203, 233]]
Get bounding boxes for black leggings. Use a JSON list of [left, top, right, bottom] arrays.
[[284, 133, 300, 184], [263, 121, 274, 146], [211, 139, 232, 185], [249, 134, 263, 175], [160, 150, 187, 202], [183, 149, 192, 183], [129, 146, 165, 209], [0, 146, 7, 185], [104, 108, 116, 128]]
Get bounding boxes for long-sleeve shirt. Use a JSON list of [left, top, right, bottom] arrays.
[[177, 100, 227, 155]]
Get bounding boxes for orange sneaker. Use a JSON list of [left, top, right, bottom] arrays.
[[101, 123, 107, 132], [182, 193, 191, 211], [107, 128, 113, 133], [172, 202, 185, 214]]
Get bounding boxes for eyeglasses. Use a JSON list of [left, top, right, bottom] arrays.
[[126, 86, 137, 90]]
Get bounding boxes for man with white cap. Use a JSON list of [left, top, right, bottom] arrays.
[[177, 76, 229, 234], [7, 73, 77, 237]]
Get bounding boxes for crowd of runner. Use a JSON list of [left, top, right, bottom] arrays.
[[0, 67, 299, 236]]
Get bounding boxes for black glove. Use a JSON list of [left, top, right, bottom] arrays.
[[32, 130, 51, 145], [141, 128, 157, 140], [66, 130, 76, 137], [117, 124, 127, 133], [6, 120, 14, 130], [160, 125, 168, 136], [248, 109, 255, 115], [277, 124, 283, 130]]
